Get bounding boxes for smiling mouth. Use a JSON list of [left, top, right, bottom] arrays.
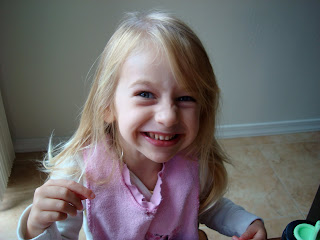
[[144, 132, 178, 141]]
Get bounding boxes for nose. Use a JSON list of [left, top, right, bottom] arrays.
[[155, 102, 179, 127]]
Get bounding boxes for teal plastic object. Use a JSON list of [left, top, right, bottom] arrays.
[[294, 221, 320, 240]]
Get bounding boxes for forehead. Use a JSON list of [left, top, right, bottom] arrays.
[[118, 47, 172, 83], [118, 45, 194, 92], [125, 42, 164, 67]]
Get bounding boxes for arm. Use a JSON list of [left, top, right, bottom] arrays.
[[199, 198, 265, 237], [17, 153, 93, 239], [24, 179, 94, 239], [17, 204, 84, 240], [17, 179, 94, 240]]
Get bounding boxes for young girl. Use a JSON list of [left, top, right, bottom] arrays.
[[18, 10, 267, 240]]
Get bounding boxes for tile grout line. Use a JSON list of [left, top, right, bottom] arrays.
[[258, 145, 305, 218]]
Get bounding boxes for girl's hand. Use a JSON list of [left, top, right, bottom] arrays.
[[232, 220, 267, 240], [25, 179, 95, 239]]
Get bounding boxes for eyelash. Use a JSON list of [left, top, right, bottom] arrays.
[[137, 91, 196, 103], [137, 91, 155, 99], [176, 96, 196, 102]]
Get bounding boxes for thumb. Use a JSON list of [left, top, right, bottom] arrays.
[[239, 228, 255, 240]]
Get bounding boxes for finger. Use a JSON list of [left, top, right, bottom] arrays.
[[37, 198, 79, 217], [75, 193, 88, 201], [36, 185, 84, 211], [252, 230, 267, 240], [239, 230, 255, 240], [38, 210, 69, 223], [232, 236, 240, 240], [45, 179, 95, 200]]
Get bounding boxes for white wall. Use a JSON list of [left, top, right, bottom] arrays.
[[1, 1, 320, 151]]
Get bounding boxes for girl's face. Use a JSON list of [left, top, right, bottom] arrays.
[[111, 47, 200, 165]]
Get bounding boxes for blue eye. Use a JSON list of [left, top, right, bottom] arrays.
[[177, 96, 196, 102], [138, 91, 154, 99]]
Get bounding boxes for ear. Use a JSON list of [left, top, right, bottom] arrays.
[[104, 106, 116, 123]]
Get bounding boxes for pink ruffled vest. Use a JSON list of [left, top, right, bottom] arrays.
[[84, 144, 200, 240]]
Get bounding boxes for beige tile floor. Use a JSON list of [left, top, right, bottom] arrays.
[[0, 132, 319, 239]]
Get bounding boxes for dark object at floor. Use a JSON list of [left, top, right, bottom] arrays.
[[281, 220, 314, 240], [307, 185, 320, 224]]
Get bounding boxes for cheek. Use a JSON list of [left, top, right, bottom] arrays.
[[192, 110, 201, 141], [192, 117, 200, 141], [184, 109, 200, 139], [116, 107, 147, 138], [192, 108, 201, 128]]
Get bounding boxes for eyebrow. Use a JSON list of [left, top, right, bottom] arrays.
[[128, 80, 153, 89]]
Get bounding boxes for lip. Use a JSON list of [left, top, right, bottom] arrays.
[[142, 132, 181, 147]]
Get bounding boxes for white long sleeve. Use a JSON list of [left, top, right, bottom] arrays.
[[199, 198, 261, 237]]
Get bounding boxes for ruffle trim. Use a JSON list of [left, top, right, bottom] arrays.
[[122, 163, 165, 213]]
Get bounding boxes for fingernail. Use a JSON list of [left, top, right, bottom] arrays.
[[79, 200, 85, 212], [90, 192, 95, 199]]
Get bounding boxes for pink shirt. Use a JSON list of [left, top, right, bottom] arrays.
[[84, 144, 200, 240]]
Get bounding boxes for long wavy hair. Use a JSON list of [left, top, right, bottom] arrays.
[[44, 10, 229, 215]]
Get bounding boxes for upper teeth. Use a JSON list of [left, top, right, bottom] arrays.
[[148, 133, 175, 141]]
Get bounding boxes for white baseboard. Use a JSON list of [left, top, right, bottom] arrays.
[[13, 119, 320, 152], [217, 118, 320, 139]]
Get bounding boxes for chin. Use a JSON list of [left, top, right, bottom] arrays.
[[149, 154, 176, 164]]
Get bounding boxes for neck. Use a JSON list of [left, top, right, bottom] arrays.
[[124, 155, 162, 191]]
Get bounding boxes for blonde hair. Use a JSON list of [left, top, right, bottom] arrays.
[[44, 10, 229, 215]]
